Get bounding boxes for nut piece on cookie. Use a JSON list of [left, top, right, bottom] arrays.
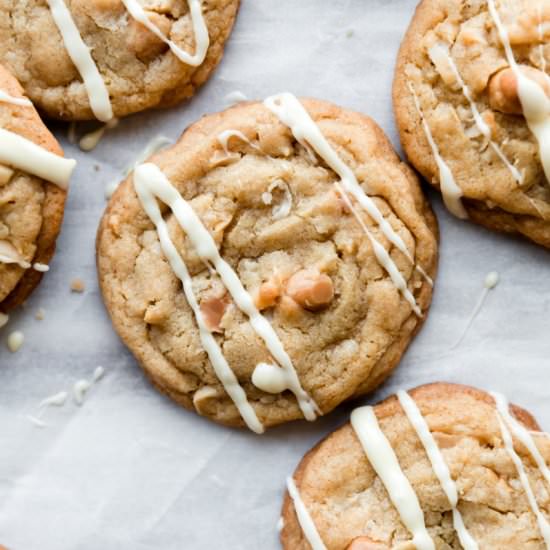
[[285, 269, 334, 311], [488, 65, 550, 115], [127, 12, 172, 61], [200, 294, 229, 333], [346, 538, 389, 550]]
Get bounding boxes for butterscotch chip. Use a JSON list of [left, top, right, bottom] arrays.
[[96, 99, 438, 430], [281, 383, 549, 549], [0, 64, 68, 312], [394, 0, 550, 248], [0, 0, 240, 120]]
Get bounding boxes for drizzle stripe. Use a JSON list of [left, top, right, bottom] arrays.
[[0, 128, 75, 189], [121, 0, 209, 66], [397, 391, 479, 550], [46, 0, 113, 122], [133, 163, 263, 433], [286, 477, 327, 550], [0, 90, 32, 107], [351, 406, 436, 550]]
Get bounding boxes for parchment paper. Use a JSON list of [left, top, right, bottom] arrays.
[[1, 1, 550, 548]]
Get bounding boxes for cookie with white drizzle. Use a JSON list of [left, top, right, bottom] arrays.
[[96, 96, 438, 431], [0, 64, 76, 312], [394, 0, 550, 248], [0, 0, 240, 121], [281, 383, 550, 550]]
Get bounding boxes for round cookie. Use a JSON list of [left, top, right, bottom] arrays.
[[96, 95, 438, 432], [0, 0, 240, 121], [281, 383, 550, 549], [0, 64, 74, 312], [394, 0, 550, 248]]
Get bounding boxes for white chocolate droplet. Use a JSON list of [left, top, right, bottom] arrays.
[[40, 391, 69, 408], [79, 118, 119, 152], [0, 89, 32, 107], [93, 366, 105, 382], [484, 271, 500, 289], [252, 362, 289, 394], [73, 379, 92, 406], [7, 330, 24, 352]]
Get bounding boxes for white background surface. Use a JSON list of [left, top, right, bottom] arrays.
[[1, 1, 550, 548]]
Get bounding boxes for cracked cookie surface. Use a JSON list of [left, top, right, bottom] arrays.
[[96, 98, 438, 429], [0, 64, 67, 311], [281, 383, 550, 550], [0, 0, 240, 120], [394, 0, 550, 247]]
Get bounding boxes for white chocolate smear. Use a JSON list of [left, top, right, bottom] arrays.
[[397, 391, 479, 550], [105, 135, 172, 199], [351, 406, 436, 550], [268, 179, 293, 220], [79, 118, 119, 152], [0, 128, 76, 189], [453, 271, 499, 348], [0, 89, 32, 107], [264, 93, 428, 308], [121, 0, 209, 66], [133, 163, 264, 433], [93, 366, 106, 383], [35, 308, 46, 321], [217, 129, 261, 156], [73, 379, 92, 406], [0, 312, 8, 329], [430, 43, 522, 183], [40, 391, 69, 408], [492, 392, 550, 487], [6, 330, 24, 353], [488, 0, 550, 183], [46, 0, 113, 122], [493, 400, 550, 546], [224, 90, 248, 105], [408, 82, 468, 219], [33, 263, 49, 273], [0, 240, 31, 269], [286, 477, 327, 550]]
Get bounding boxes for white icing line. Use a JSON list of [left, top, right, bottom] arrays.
[[121, 0, 209, 66], [408, 82, 468, 219], [488, 0, 550, 183], [492, 398, 550, 546], [264, 93, 427, 309], [453, 271, 499, 348], [27, 415, 47, 428], [73, 379, 92, 406], [0, 90, 32, 107], [0, 128, 75, 190], [351, 406, 435, 550], [398, 391, 479, 550], [434, 44, 523, 183], [79, 118, 119, 151], [133, 163, 264, 433], [217, 129, 261, 156], [492, 392, 550, 487], [224, 90, 248, 105], [286, 477, 327, 550], [93, 366, 106, 383], [134, 163, 319, 424], [39, 391, 69, 408], [46, 0, 113, 122]]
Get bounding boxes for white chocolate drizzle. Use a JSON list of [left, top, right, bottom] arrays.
[[224, 90, 248, 105], [79, 118, 119, 151], [40, 391, 69, 408], [46, 0, 113, 122], [491, 394, 550, 545], [430, 43, 522, 184], [286, 476, 327, 550], [217, 129, 261, 156], [121, 0, 209, 66], [539, 4, 548, 74], [0, 128, 75, 189], [397, 391, 479, 550], [453, 271, 499, 348], [133, 163, 319, 430], [488, 0, 550, 183], [351, 406, 435, 550], [408, 82, 468, 219], [0, 89, 32, 107], [264, 93, 427, 311]]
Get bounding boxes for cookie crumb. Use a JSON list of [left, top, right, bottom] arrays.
[[346, 29, 354, 38], [35, 308, 46, 321], [7, 330, 24, 352], [70, 278, 86, 293]]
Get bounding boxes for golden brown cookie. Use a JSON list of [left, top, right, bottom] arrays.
[[0, 64, 73, 312], [394, 0, 550, 248], [281, 383, 550, 549], [96, 95, 438, 432], [0, 0, 240, 121]]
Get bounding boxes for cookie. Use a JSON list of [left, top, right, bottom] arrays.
[[281, 382, 550, 550], [0, 0, 240, 122], [0, 64, 75, 312], [394, 0, 550, 248], [96, 94, 438, 432]]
